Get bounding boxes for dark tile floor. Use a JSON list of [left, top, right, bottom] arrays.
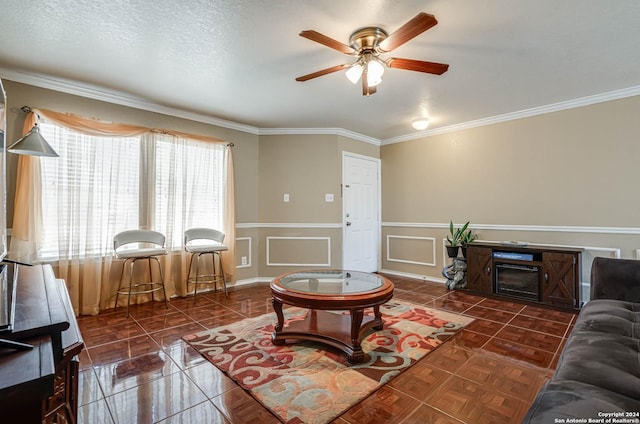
[[76, 274, 576, 423]]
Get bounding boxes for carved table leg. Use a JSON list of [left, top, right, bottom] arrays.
[[348, 308, 365, 363], [271, 298, 285, 346], [372, 304, 383, 331]]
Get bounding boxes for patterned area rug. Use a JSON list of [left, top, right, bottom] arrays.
[[184, 300, 473, 424]]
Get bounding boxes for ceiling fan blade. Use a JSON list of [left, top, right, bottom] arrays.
[[378, 13, 438, 52], [299, 30, 356, 55], [296, 64, 349, 82], [386, 58, 449, 75]]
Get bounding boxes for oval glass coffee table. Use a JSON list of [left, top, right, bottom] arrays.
[[270, 270, 394, 363]]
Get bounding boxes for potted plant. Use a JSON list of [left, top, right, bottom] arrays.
[[446, 221, 469, 258], [460, 227, 478, 258]]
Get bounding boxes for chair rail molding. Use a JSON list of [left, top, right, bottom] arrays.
[[382, 222, 640, 235]]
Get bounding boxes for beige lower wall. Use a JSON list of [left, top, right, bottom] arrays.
[[234, 227, 259, 283], [257, 227, 343, 277], [380, 94, 640, 295]]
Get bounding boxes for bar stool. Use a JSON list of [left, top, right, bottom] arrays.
[[114, 230, 169, 317], [184, 228, 228, 299]]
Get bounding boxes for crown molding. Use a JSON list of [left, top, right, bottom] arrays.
[[258, 127, 380, 146], [382, 85, 640, 145], [2, 68, 378, 143], [5, 67, 639, 146], [0, 67, 261, 135]]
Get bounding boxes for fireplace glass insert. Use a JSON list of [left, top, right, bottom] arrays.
[[494, 263, 540, 301]]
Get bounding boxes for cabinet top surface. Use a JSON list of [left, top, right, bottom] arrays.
[[469, 242, 583, 254]]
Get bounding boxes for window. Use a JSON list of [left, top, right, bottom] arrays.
[[38, 123, 225, 260], [154, 134, 225, 249]]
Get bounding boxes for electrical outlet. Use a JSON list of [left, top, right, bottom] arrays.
[[283, 193, 290, 202], [325, 193, 334, 202], [241, 256, 247, 266]]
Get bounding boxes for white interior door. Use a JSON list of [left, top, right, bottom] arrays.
[[343, 152, 380, 272]]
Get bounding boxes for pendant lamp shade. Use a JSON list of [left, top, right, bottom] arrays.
[[7, 123, 59, 157]]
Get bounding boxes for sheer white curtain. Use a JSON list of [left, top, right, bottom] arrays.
[[37, 126, 144, 315], [10, 110, 235, 315], [151, 134, 225, 249], [144, 133, 232, 298]]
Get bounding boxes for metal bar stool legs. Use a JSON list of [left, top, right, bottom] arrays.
[[186, 250, 228, 300], [113, 230, 169, 318], [115, 256, 169, 318], [184, 228, 229, 301]]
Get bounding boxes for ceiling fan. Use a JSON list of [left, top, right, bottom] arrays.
[[296, 12, 449, 96]]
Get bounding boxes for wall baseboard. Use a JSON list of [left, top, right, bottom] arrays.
[[379, 268, 447, 285], [232, 277, 269, 287]]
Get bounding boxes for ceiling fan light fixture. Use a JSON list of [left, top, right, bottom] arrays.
[[296, 13, 448, 96], [366, 59, 385, 87], [345, 63, 363, 84], [412, 118, 430, 130]]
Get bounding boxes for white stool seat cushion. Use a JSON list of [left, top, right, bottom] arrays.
[[186, 244, 228, 253], [116, 247, 168, 259]]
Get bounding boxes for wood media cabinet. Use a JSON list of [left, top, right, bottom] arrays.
[[0, 264, 83, 423], [465, 242, 582, 311]]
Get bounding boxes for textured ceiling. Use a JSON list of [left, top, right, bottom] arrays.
[[1, 0, 639, 142]]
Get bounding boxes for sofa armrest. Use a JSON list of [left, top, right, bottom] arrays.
[[590, 257, 640, 302]]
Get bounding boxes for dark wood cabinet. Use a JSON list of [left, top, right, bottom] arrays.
[[542, 252, 579, 308], [465, 242, 582, 310], [466, 246, 492, 293]]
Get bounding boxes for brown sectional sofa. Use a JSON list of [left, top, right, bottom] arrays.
[[523, 257, 640, 422]]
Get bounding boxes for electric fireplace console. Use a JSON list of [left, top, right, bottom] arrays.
[[465, 242, 582, 310]]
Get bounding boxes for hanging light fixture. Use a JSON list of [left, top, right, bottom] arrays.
[[7, 108, 59, 157], [345, 53, 385, 88], [345, 63, 364, 84], [366, 59, 385, 87]]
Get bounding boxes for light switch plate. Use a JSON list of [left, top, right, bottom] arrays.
[[283, 193, 290, 202]]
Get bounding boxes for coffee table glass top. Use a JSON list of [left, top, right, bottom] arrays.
[[276, 270, 385, 294]]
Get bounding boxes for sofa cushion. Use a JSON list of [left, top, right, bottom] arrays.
[[554, 299, 640, 400], [573, 298, 640, 337], [523, 379, 640, 423]]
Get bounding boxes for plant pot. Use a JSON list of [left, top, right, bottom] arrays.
[[446, 245, 459, 258], [461, 246, 467, 258]]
